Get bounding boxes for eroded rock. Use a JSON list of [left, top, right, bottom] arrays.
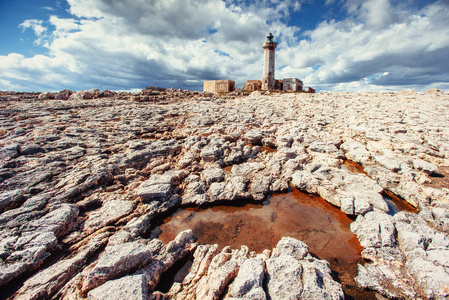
[[1, 90, 449, 299]]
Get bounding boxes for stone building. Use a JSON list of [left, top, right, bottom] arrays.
[[243, 80, 262, 91], [305, 87, 316, 93], [203, 80, 235, 93], [275, 80, 283, 91], [283, 78, 303, 92]]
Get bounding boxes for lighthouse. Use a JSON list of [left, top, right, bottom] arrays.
[[262, 33, 277, 90]]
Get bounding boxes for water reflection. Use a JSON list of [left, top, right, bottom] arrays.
[[383, 190, 419, 215], [152, 187, 364, 292]]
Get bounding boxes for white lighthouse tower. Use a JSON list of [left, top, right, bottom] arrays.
[[262, 33, 277, 90]]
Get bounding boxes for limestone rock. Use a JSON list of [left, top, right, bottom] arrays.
[[271, 237, 309, 260], [291, 170, 321, 194], [0, 246, 49, 286], [243, 129, 263, 145], [266, 254, 303, 300], [0, 189, 25, 212], [266, 237, 344, 300], [25, 204, 79, 237], [81, 239, 162, 293], [231, 162, 265, 177], [140, 230, 197, 291], [227, 258, 266, 299], [183, 180, 209, 206], [300, 260, 344, 300], [355, 261, 416, 299], [195, 246, 248, 300], [202, 167, 225, 185], [413, 159, 438, 174], [0, 144, 19, 161], [88, 274, 149, 300], [340, 141, 371, 164], [14, 232, 111, 300], [374, 150, 403, 172], [20, 144, 45, 156], [137, 174, 172, 201], [350, 211, 397, 248], [2, 90, 449, 299], [84, 199, 134, 234]]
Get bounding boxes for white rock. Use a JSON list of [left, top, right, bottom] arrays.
[[413, 159, 438, 173], [88, 274, 149, 300]]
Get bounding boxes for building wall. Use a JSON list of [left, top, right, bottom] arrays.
[[283, 78, 303, 92], [216, 80, 235, 93], [203, 80, 235, 93], [305, 87, 315, 93], [203, 81, 216, 93], [243, 80, 262, 91], [275, 80, 283, 91]]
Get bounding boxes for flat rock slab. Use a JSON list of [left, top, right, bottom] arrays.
[[81, 240, 162, 293], [84, 200, 134, 230], [137, 174, 172, 201], [231, 162, 265, 177], [88, 274, 149, 300]]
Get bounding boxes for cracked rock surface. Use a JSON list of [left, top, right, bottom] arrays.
[[0, 89, 448, 299]]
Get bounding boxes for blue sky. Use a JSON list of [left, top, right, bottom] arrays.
[[1, 0, 448, 92]]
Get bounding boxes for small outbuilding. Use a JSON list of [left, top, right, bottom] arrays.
[[283, 78, 303, 92], [243, 80, 262, 91], [305, 87, 316, 93], [203, 80, 235, 93]]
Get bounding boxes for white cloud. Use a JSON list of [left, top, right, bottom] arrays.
[[360, 0, 397, 29], [284, 0, 449, 90], [42, 6, 56, 11], [19, 19, 47, 36], [1, 0, 448, 92]]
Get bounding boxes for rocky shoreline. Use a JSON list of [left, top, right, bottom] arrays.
[[1, 89, 448, 299]]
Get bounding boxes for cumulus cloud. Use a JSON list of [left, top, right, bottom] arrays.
[[19, 19, 47, 36], [1, 0, 448, 92], [19, 19, 50, 48], [281, 0, 449, 91]]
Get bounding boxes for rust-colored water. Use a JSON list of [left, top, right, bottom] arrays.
[[384, 190, 419, 214], [223, 165, 233, 174], [152, 187, 366, 295], [342, 160, 367, 175], [260, 146, 277, 153]]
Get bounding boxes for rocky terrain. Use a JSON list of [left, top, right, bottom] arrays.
[[0, 88, 448, 299]]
